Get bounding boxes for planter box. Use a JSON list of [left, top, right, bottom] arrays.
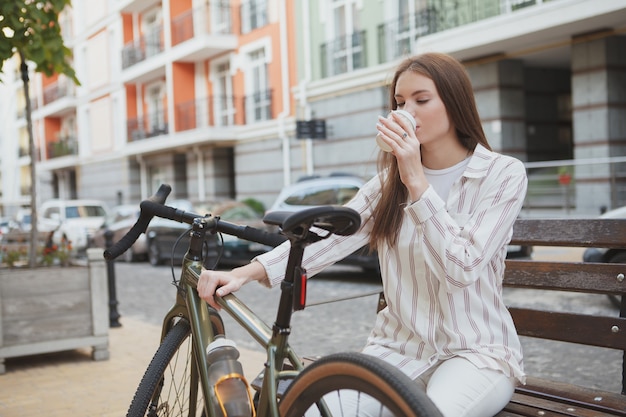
[[0, 249, 109, 374]]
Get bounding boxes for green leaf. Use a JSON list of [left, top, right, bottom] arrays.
[[0, 0, 78, 83]]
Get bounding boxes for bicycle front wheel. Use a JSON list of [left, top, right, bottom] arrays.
[[126, 319, 209, 417], [279, 352, 443, 417]]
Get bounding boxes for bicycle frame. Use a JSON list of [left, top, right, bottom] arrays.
[[112, 185, 441, 417], [157, 218, 309, 417]]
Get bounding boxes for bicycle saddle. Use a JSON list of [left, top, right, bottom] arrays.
[[263, 206, 361, 242]]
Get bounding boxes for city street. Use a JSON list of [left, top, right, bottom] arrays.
[[111, 245, 623, 394]]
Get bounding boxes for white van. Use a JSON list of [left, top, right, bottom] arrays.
[[39, 199, 109, 252]]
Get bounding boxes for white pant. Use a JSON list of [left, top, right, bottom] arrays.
[[417, 357, 516, 417], [311, 357, 515, 417]]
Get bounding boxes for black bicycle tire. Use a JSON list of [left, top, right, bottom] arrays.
[[279, 352, 443, 417], [126, 319, 203, 417]]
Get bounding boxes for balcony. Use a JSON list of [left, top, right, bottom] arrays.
[[174, 91, 273, 132], [170, 2, 237, 62], [374, 1, 565, 65], [240, 0, 268, 34], [321, 31, 367, 78], [127, 110, 169, 141], [43, 78, 76, 105], [37, 78, 76, 117], [377, 8, 438, 63], [47, 135, 78, 159], [118, 0, 160, 13], [122, 26, 164, 69]]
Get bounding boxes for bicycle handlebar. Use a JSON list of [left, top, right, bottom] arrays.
[[103, 183, 287, 261]]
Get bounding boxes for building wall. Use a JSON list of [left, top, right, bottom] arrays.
[[1, 0, 626, 219]]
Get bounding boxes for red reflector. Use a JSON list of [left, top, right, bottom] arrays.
[[300, 273, 307, 307]]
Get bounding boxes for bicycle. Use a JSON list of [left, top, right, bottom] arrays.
[[104, 184, 443, 417]]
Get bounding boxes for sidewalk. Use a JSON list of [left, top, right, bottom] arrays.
[[0, 317, 266, 417]]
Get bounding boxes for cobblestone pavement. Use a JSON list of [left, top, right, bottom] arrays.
[[0, 246, 622, 416]]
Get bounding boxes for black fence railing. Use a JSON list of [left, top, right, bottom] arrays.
[[321, 30, 367, 78], [127, 109, 169, 141], [175, 90, 274, 132], [171, 1, 233, 46], [377, 8, 438, 63], [42, 78, 75, 105], [122, 26, 164, 69]]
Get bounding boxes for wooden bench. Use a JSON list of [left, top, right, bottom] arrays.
[[496, 219, 626, 416], [375, 218, 626, 416], [258, 217, 626, 415]]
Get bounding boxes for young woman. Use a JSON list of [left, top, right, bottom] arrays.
[[198, 52, 527, 417]]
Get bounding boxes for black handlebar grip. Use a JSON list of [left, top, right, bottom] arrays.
[[103, 184, 173, 261], [103, 215, 152, 260], [149, 183, 172, 204], [236, 225, 288, 247]]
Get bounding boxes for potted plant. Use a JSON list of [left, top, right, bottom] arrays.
[[0, 242, 110, 374]]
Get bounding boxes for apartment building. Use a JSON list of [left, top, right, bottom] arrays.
[[291, 0, 626, 214], [0, 0, 625, 216], [0, 0, 298, 215]]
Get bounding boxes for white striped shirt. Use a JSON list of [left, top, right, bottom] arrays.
[[255, 144, 527, 383]]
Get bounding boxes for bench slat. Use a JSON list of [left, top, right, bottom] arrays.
[[508, 308, 626, 350], [511, 219, 626, 248], [514, 377, 626, 416], [502, 394, 616, 416], [505, 260, 626, 295]]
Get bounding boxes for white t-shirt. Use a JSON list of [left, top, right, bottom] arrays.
[[423, 156, 471, 202]]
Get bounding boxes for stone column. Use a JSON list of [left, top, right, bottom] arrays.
[[466, 59, 527, 162], [571, 34, 626, 213]]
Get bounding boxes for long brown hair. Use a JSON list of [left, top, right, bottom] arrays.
[[369, 52, 491, 249]]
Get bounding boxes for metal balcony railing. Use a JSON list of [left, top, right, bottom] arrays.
[[42, 78, 75, 106], [377, 7, 438, 63], [127, 109, 169, 141], [122, 25, 164, 69], [245, 89, 273, 123], [369, 0, 557, 66], [174, 90, 273, 132], [321, 30, 367, 78], [47, 135, 78, 159], [171, 1, 233, 46], [175, 95, 240, 131]]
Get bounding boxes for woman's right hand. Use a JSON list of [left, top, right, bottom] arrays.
[[197, 261, 267, 310]]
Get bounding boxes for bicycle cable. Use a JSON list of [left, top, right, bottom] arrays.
[[168, 227, 226, 285]]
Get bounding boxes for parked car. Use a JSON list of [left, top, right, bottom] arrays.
[[0, 217, 14, 240], [14, 208, 32, 232], [91, 204, 147, 262], [146, 200, 274, 268], [268, 174, 364, 213], [39, 199, 109, 252], [268, 174, 380, 274], [582, 205, 626, 308]]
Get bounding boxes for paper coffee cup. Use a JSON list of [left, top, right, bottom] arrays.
[[376, 109, 416, 152]]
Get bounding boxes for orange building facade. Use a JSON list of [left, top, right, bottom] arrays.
[[2, 0, 299, 211]]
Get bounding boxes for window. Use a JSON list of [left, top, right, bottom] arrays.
[[241, 0, 267, 34], [211, 0, 232, 34], [142, 9, 163, 57], [396, 0, 431, 56], [212, 61, 235, 126], [146, 83, 166, 134], [323, 0, 365, 76], [246, 48, 271, 122]]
